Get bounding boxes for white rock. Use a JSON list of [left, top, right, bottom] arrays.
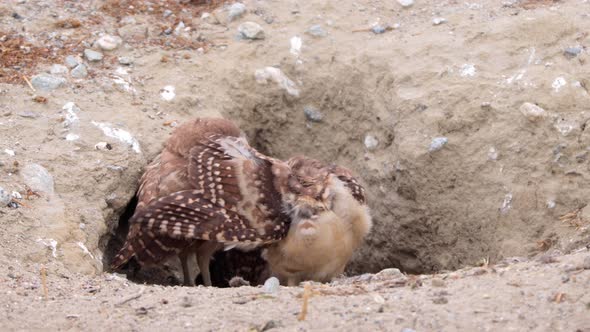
[[254, 67, 299, 97], [96, 35, 122, 51], [397, 0, 414, 8], [0, 187, 11, 206], [432, 17, 446, 25], [63, 102, 80, 128], [552, 77, 567, 92], [11, 191, 22, 199], [500, 193, 513, 213], [84, 49, 104, 62], [554, 118, 577, 137], [21, 163, 55, 195], [65, 133, 79, 141], [290, 36, 302, 56], [160, 85, 176, 101], [460, 64, 476, 77], [92, 122, 141, 153], [228, 3, 247, 21], [95, 142, 112, 150], [429, 137, 448, 152], [364, 135, 379, 150], [519, 102, 546, 121], [488, 147, 499, 161], [4, 149, 15, 156], [238, 22, 265, 40], [262, 277, 280, 294]]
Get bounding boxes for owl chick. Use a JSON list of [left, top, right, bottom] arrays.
[[263, 157, 372, 286], [111, 118, 333, 286]]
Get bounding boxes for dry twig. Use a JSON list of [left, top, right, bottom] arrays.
[[298, 283, 312, 321]]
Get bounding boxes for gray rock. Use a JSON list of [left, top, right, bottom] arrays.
[[96, 34, 122, 51], [564, 46, 583, 58], [21, 163, 55, 195], [375, 268, 404, 280], [228, 3, 247, 21], [163, 9, 173, 18], [17, 111, 39, 118], [31, 74, 66, 91], [397, 0, 414, 8], [84, 49, 103, 62], [262, 277, 280, 294], [0, 187, 11, 206], [304, 106, 323, 122], [70, 64, 88, 78], [64, 55, 80, 68], [429, 137, 448, 152], [307, 24, 327, 37], [50, 64, 68, 75], [372, 25, 387, 34], [238, 21, 265, 40], [118, 56, 133, 65]]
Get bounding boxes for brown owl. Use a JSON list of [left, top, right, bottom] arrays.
[[111, 118, 371, 286]]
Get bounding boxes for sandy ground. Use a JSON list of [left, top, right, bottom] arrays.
[[1, 0, 590, 330]]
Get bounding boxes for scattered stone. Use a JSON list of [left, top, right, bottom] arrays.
[[95, 142, 113, 150], [70, 64, 88, 78], [428, 137, 448, 152], [554, 118, 577, 137], [304, 106, 323, 122], [307, 24, 327, 37], [564, 46, 583, 58], [4, 149, 15, 156], [371, 25, 387, 34], [290, 36, 302, 56], [238, 21, 265, 40], [160, 85, 176, 101], [17, 111, 39, 118], [65, 133, 79, 141], [254, 67, 299, 97], [228, 3, 247, 21], [50, 64, 68, 75], [31, 73, 66, 91], [552, 77, 567, 92], [488, 147, 499, 161], [163, 9, 173, 18], [21, 163, 54, 195], [397, 0, 414, 8], [201, 12, 219, 24], [374, 268, 404, 280], [519, 102, 546, 121], [432, 17, 447, 25], [481, 101, 492, 110], [0, 187, 11, 206], [173, 21, 185, 36], [64, 55, 80, 68], [460, 63, 476, 77], [118, 56, 133, 65], [262, 277, 280, 294], [96, 34, 122, 51], [11, 191, 21, 199], [364, 135, 379, 150], [84, 49, 103, 62], [228, 276, 250, 287]]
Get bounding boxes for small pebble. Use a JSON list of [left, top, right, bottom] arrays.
[[519, 102, 546, 121], [262, 277, 280, 294], [64, 55, 80, 68], [374, 268, 403, 279], [307, 25, 327, 37], [432, 17, 446, 25], [84, 49, 104, 62], [238, 22, 265, 40], [364, 135, 379, 150], [371, 25, 387, 34], [96, 34, 122, 51], [118, 56, 133, 65], [70, 64, 88, 78], [11, 191, 21, 199], [304, 106, 323, 122], [65, 133, 79, 141], [50, 64, 68, 75], [163, 9, 173, 18], [31, 74, 66, 91], [228, 3, 247, 21], [228, 276, 250, 287], [0, 187, 11, 206], [4, 149, 15, 156], [564, 46, 583, 58], [428, 137, 448, 152], [95, 142, 113, 150], [397, 0, 414, 8]]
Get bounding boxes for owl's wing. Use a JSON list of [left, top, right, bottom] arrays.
[[329, 165, 367, 204], [111, 135, 290, 268]]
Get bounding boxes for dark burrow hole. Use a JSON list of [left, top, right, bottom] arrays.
[[103, 186, 282, 288]]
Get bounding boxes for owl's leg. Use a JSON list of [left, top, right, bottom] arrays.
[[196, 242, 221, 287], [178, 248, 196, 286]]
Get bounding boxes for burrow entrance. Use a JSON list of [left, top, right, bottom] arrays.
[[102, 61, 587, 286]]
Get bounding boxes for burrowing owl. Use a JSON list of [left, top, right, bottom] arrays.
[[111, 118, 371, 286]]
